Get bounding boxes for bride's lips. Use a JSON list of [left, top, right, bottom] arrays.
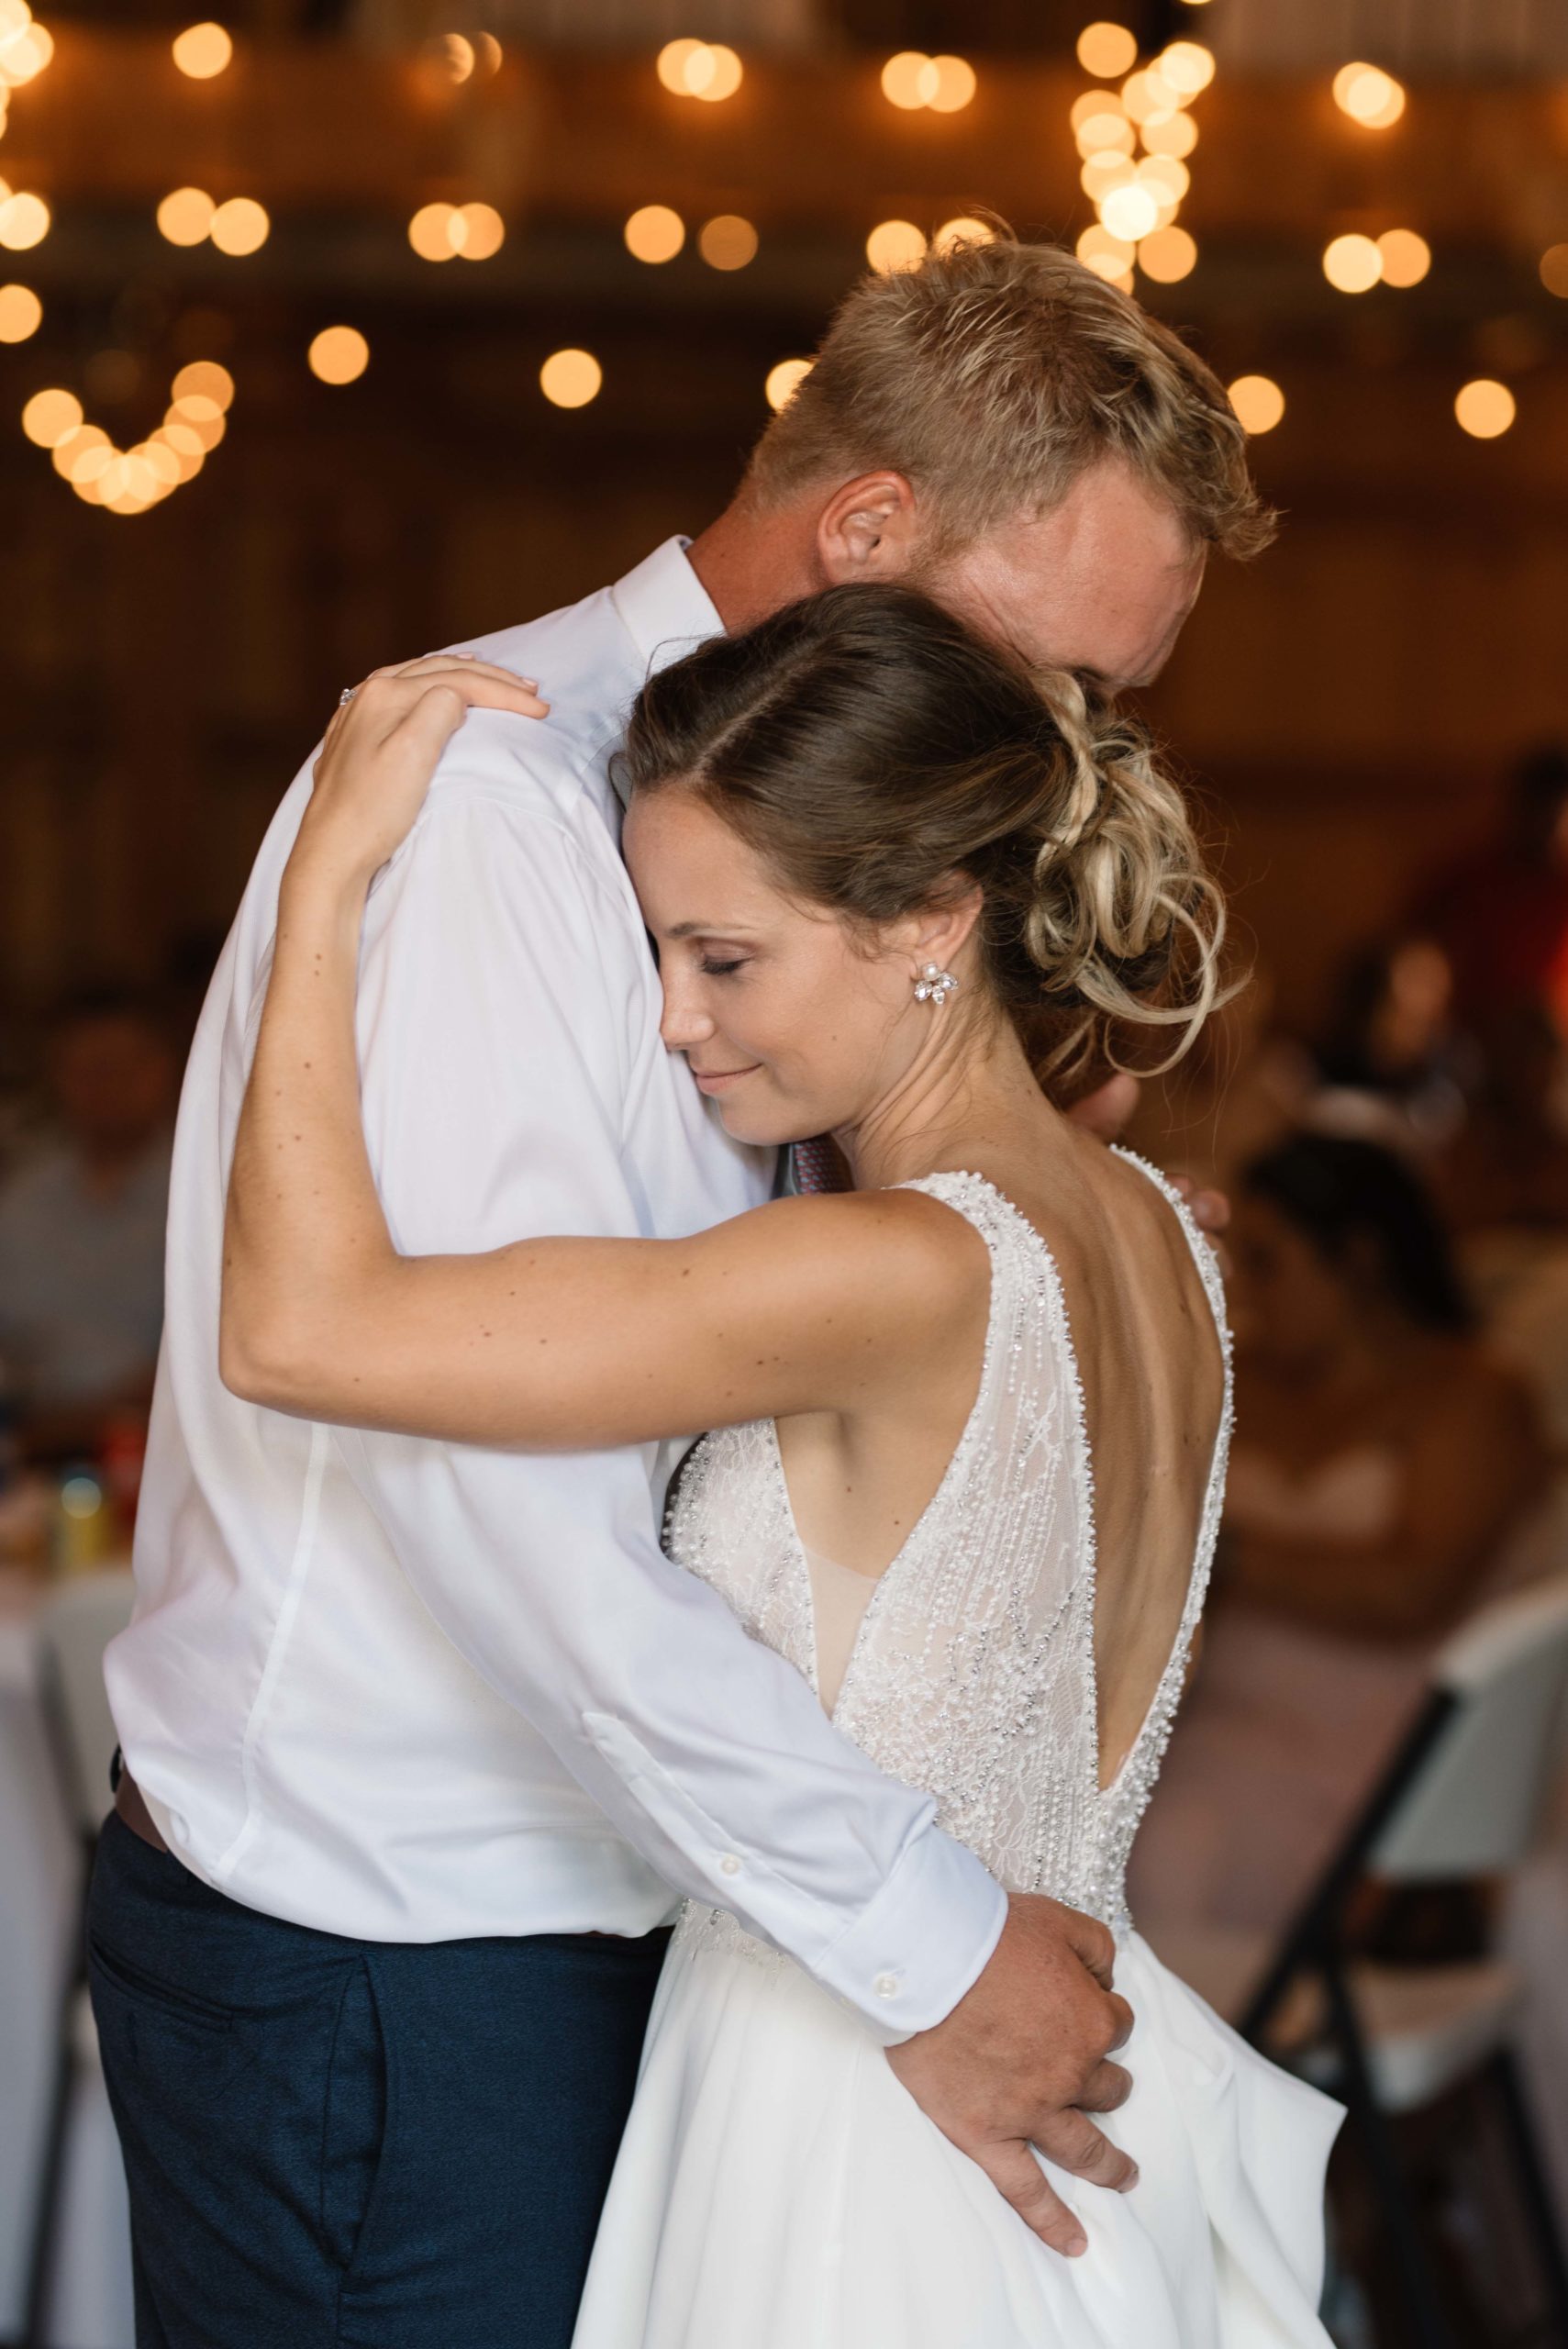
[[691, 1063, 762, 1095]]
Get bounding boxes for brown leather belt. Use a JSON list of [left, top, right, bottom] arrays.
[[115, 1770, 169, 1854]]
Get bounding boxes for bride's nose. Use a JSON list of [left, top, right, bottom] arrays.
[[660, 976, 717, 1053]]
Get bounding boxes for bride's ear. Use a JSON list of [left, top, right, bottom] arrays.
[[905, 883, 984, 984]]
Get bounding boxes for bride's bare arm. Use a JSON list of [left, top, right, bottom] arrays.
[[222, 674, 985, 1448]]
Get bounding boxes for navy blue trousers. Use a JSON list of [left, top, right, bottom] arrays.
[[88, 1814, 670, 2348]]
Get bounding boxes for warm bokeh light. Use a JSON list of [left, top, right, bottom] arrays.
[[1229, 373, 1284, 433], [1120, 66, 1181, 126], [172, 21, 231, 79], [1322, 232, 1383, 294], [1099, 182, 1161, 242], [1075, 22, 1138, 80], [1074, 107, 1135, 158], [656, 39, 741, 101], [865, 218, 927, 273], [1332, 62, 1406, 128], [1140, 108, 1198, 157], [1076, 223, 1135, 282], [0, 15, 51, 84], [157, 186, 215, 246], [881, 50, 930, 108], [0, 189, 49, 249], [539, 348, 602, 408], [1541, 245, 1568, 299], [0, 280, 39, 340], [22, 384, 80, 445], [455, 202, 505, 261], [172, 359, 234, 410], [307, 326, 369, 385], [168, 394, 226, 450], [1138, 224, 1196, 282], [474, 32, 502, 76], [624, 204, 684, 264], [934, 216, 994, 252], [1081, 152, 1136, 205], [434, 33, 473, 83], [926, 55, 975, 112], [698, 214, 757, 271], [1156, 40, 1214, 95], [764, 358, 812, 412], [409, 203, 457, 262], [1069, 88, 1122, 130], [1454, 378, 1515, 439], [52, 422, 107, 480], [1139, 154, 1189, 205], [209, 196, 268, 256], [1376, 228, 1430, 288]]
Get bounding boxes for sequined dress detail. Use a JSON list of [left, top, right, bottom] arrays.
[[666, 1157, 1231, 1968]]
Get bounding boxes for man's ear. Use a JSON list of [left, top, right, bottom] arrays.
[[816, 473, 921, 584]]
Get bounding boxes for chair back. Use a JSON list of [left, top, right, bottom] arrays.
[[1371, 1578, 1568, 1881], [34, 1570, 136, 1840]]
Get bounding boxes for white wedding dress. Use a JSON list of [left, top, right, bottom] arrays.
[[573, 1164, 1341, 2349]]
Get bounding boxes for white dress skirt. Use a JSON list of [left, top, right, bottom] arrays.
[[573, 1166, 1341, 2349]]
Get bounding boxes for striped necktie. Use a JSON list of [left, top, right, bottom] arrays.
[[791, 1135, 851, 1194]]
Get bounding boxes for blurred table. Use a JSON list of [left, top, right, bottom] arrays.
[[0, 1567, 133, 2349]]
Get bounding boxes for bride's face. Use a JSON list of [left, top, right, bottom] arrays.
[[624, 785, 934, 1147]]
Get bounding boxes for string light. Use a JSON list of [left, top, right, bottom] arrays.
[[1075, 23, 1138, 80], [1454, 379, 1514, 439], [1140, 109, 1198, 157], [1541, 246, 1568, 299], [624, 205, 684, 263], [655, 39, 741, 102], [698, 214, 757, 271], [1332, 63, 1406, 128], [1155, 41, 1214, 95], [21, 384, 79, 445], [879, 51, 974, 111], [432, 33, 473, 83], [307, 327, 369, 385], [1322, 232, 1382, 293], [1138, 224, 1196, 282], [455, 202, 504, 260], [0, 279, 39, 339], [172, 21, 231, 78], [1120, 66, 1181, 126], [1229, 373, 1284, 433], [1076, 223, 1134, 287], [156, 187, 215, 246], [1081, 152, 1135, 204], [0, 3, 54, 87], [172, 360, 234, 410], [409, 203, 456, 262], [764, 358, 811, 411], [539, 349, 601, 408], [1074, 106, 1135, 158], [209, 197, 268, 256], [0, 187, 48, 248], [934, 217, 994, 252], [1100, 182, 1161, 241], [1376, 228, 1429, 287], [474, 33, 502, 75], [865, 219, 927, 273]]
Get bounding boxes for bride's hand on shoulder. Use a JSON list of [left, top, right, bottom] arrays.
[[295, 654, 550, 885]]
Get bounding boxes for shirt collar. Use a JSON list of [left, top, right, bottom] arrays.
[[609, 535, 723, 681]]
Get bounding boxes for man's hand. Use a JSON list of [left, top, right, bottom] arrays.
[[1065, 1074, 1230, 1243], [885, 1892, 1136, 2257]]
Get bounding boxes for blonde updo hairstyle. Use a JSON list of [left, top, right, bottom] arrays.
[[618, 584, 1227, 1086]]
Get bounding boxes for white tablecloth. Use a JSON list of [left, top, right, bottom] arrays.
[[0, 1572, 134, 2349]]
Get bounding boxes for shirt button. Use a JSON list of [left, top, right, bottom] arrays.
[[718, 1854, 742, 1877], [873, 1971, 900, 1999]]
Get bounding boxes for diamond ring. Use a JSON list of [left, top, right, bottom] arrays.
[[339, 685, 357, 707]]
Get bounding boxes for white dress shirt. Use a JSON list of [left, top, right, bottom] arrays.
[[108, 538, 1006, 2040]]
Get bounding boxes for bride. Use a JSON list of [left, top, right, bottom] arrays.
[[220, 583, 1340, 2347]]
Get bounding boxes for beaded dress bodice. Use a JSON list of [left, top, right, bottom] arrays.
[[667, 1157, 1231, 1960]]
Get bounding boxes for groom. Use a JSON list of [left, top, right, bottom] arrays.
[[94, 236, 1269, 2347]]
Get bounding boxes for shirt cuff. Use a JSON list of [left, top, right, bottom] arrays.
[[814, 1827, 1008, 2046]]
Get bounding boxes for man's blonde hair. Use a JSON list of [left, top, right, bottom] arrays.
[[746, 231, 1273, 561]]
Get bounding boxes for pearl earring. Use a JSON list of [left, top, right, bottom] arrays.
[[914, 962, 959, 1007]]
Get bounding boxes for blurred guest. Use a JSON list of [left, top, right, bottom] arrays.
[[1130, 1132, 1549, 1941], [1440, 1006, 1568, 1235], [0, 986, 176, 1464], [1412, 740, 1568, 1033], [1307, 936, 1469, 1157]]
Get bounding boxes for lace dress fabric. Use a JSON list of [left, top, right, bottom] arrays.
[[666, 1154, 1232, 1970]]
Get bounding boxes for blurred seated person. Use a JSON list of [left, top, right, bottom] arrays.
[[1412, 740, 1568, 1035], [1129, 1132, 1550, 1942], [0, 985, 176, 1465], [1307, 936, 1470, 1158]]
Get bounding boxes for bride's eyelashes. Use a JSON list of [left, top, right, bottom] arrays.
[[698, 954, 751, 978]]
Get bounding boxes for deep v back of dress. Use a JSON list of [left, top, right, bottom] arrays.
[[572, 1157, 1340, 2349]]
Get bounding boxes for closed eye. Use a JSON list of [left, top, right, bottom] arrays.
[[699, 955, 749, 977]]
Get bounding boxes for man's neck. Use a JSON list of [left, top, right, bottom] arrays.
[[685, 495, 824, 634]]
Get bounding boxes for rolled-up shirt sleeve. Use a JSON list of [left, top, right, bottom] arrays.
[[328, 757, 1006, 2041]]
